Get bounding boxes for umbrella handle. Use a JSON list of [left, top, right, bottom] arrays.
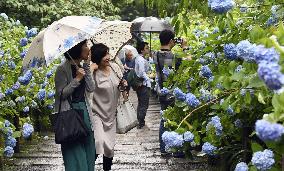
[[66, 52, 80, 70]]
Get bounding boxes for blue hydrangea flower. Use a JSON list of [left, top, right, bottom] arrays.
[[4, 120, 11, 127], [251, 149, 275, 171], [227, 105, 234, 115], [46, 70, 53, 78], [212, 27, 219, 34], [4, 146, 14, 157], [257, 62, 284, 90], [199, 58, 207, 65], [204, 52, 216, 61], [8, 61, 16, 69], [202, 142, 217, 155], [15, 96, 25, 103], [0, 13, 8, 20], [12, 82, 21, 90], [5, 127, 13, 137], [183, 131, 194, 142], [23, 106, 29, 113], [18, 70, 33, 85], [0, 92, 5, 100], [224, 43, 238, 60], [266, 15, 278, 27], [235, 65, 243, 72], [236, 40, 256, 62], [48, 91, 55, 99], [162, 131, 184, 149], [234, 119, 243, 128], [26, 28, 38, 38], [47, 104, 54, 110], [0, 50, 4, 57], [5, 136, 16, 148], [185, 93, 200, 108], [0, 60, 5, 67], [209, 0, 235, 13], [234, 162, 248, 171], [5, 88, 13, 96], [255, 120, 284, 141], [37, 89, 46, 101], [199, 65, 212, 78], [162, 66, 171, 78], [22, 123, 34, 139], [20, 38, 28, 47], [160, 88, 169, 96], [173, 88, 186, 101], [41, 81, 48, 89], [206, 116, 223, 136], [199, 88, 213, 102], [20, 50, 27, 58], [253, 46, 279, 64]]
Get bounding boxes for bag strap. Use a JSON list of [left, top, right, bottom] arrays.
[[156, 51, 164, 89]]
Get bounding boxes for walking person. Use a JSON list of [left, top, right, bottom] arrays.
[[154, 29, 188, 156], [135, 41, 151, 129], [54, 40, 97, 171], [89, 43, 125, 171]]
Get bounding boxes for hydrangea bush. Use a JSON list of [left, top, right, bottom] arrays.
[[158, 0, 284, 170], [0, 14, 56, 157]]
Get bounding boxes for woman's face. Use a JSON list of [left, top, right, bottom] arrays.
[[80, 42, 90, 61], [99, 51, 110, 67]]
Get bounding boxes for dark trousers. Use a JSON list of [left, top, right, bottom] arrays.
[[159, 98, 174, 153], [95, 154, 113, 171], [136, 85, 150, 127]]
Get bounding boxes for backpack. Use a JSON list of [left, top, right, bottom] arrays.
[[127, 69, 144, 91]]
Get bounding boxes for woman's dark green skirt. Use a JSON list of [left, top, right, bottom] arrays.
[[61, 102, 96, 171]]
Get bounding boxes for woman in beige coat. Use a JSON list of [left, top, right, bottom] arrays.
[[89, 43, 125, 171]]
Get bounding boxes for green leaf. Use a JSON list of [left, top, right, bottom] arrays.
[[248, 75, 265, 88], [244, 91, 251, 104], [257, 92, 266, 104], [249, 25, 266, 42], [13, 131, 21, 138], [251, 142, 263, 152]]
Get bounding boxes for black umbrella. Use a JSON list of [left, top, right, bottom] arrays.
[[132, 17, 173, 54]]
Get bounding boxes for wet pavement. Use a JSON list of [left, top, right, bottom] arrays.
[[3, 91, 207, 171]]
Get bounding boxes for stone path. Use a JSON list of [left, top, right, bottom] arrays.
[[3, 91, 207, 171]]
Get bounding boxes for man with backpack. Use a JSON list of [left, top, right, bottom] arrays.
[[154, 29, 188, 156]]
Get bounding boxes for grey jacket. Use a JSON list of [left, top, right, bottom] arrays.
[[54, 60, 95, 113]]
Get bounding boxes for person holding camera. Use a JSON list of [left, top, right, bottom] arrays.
[[154, 29, 188, 156], [88, 43, 126, 171], [135, 41, 151, 129]]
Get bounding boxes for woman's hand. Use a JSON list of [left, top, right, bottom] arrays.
[[75, 68, 86, 81], [90, 63, 98, 73]]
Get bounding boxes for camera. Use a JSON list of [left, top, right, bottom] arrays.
[[174, 37, 183, 44]]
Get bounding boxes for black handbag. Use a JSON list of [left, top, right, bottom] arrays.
[[157, 51, 175, 106], [50, 91, 89, 144]]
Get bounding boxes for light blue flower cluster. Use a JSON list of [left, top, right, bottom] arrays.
[[212, 27, 219, 34], [5, 88, 13, 96], [0, 92, 5, 100], [199, 88, 213, 102], [0, 13, 8, 20], [160, 88, 169, 96], [162, 66, 171, 78], [234, 119, 243, 128], [224, 43, 238, 60], [185, 93, 200, 108], [20, 50, 27, 58], [4, 120, 11, 127], [12, 82, 21, 90], [227, 105, 234, 115], [254, 45, 279, 64], [47, 104, 54, 110], [46, 70, 53, 78], [22, 123, 34, 139], [37, 89, 46, 101], [202, 142, 217, 155], [8, 60, 16, 69], [5, 136, 16, 148], [208, 0, 235, 13], [199, 65, 213, 78], [162, 131, 184, 149], [26, 28, 38, 38], [183, 131, 194, 142], [20, 38, 28, 47], [18, 70, 33, 85], [255, 119, 284, 141], [251, 149, 275, 170], [15, 96, 25, 103], [234, 162, 248, 171], [0, 50, 4, 57], [23, 106, 29, 113], [4, 146, 14, 157], [48, 91, 55, 99], [236, 40, 256, 62], [173, 88, 186, 101], [206, 116, 223, 136]]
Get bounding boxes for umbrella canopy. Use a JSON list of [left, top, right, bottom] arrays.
[[90, 20, 133, 60], [132, 17, 173, 33], [23, 16, 103, 69]]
